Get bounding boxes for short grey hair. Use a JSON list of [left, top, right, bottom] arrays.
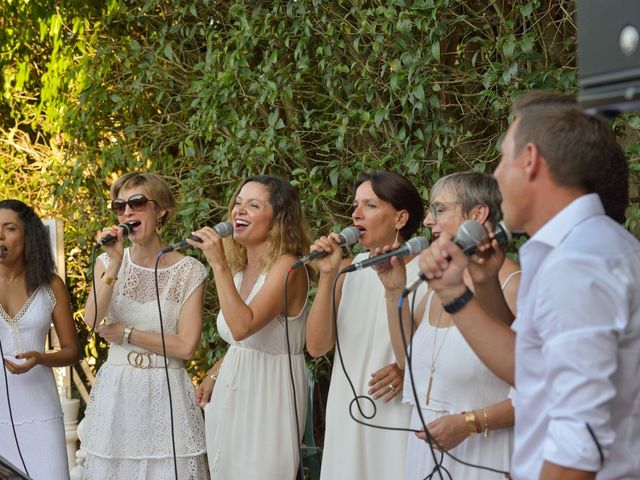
[[431, 171, 503, 227]]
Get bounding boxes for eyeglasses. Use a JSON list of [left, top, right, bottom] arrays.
[[428, 201, 458, 219], [110, 194, 155, 215]]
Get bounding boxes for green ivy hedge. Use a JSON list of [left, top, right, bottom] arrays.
[[2, 0, 640, 444]]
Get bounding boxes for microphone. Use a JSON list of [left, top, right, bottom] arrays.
[[159, 221, 233, 254], [342, 236, 429, 273], [291, 226, 361, 270], [94, 221, 141, 248], [403, 220, 513, 296]]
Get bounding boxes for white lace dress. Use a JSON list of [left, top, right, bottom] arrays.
[[82, 249, 209, 479], [0, 287, 69, 480], [204, 269, 308, 479]]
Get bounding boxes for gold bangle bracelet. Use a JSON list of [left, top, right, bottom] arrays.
[[101, 274, 117, 286], [463, 411, 478, 436]]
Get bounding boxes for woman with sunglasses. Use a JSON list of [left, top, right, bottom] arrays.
[[377, 172, 519, 479], [0, 199, 80, 480], [81, 172, 209, 479], [306, 171, 424, 480], [191, 175, 310, 479]]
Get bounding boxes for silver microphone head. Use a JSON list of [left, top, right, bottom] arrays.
[[405, 236, 429, 255], [213, 221, 234, 237], [454, 220, 487, 253], [339, 226, 361, 246], [494, 221, 512, 245]]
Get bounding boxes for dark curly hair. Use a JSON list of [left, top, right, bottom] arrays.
[[0, 199, 55, 293]]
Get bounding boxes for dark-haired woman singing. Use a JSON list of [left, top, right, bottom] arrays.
[[0, 199, 80, 480]]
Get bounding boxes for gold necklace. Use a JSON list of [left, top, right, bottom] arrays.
[[425, 297, 453, 406]]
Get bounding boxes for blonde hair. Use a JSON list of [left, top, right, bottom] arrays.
[[110, 172, 176, 225], [225, 175, 311, 273]]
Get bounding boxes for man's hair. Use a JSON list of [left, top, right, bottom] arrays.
[[512, 91, 628, 223]]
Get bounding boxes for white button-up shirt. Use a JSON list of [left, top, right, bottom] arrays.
[[512, 193, 640, 479]]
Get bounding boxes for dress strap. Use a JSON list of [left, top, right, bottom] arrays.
[[500, 270, 521, 290], [287, 266, 310, 320]]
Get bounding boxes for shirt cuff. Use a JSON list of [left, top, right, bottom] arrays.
[[543, 418, 612, 471]]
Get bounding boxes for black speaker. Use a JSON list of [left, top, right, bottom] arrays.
[[578, 0, 640, 115]]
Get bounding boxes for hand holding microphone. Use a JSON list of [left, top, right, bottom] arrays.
[[182, 221, 234, 267], [293, 226, 360, 270], [95, 221, 141, 249], [160, 221, 233, 254], [303, 226, 361, 274], [406, 220, 512, 296]]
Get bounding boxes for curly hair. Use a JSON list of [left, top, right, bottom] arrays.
[[0, 199, 55, 293]]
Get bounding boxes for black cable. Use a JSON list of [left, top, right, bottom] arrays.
[[154, 252, 179, 480], [0, 337, 30, 478], [330, 270, 416, 434], [397, 294, 511, 478], [90, 246, 99, 333], [284, 267, 304, 480]]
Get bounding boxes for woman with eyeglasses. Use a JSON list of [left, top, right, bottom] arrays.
[[306, 171, 424, 480], [190, 175, 311, 479], [377, 172, 519, 479], [0, 199, 80, 480], [81, 172, 209, 479]]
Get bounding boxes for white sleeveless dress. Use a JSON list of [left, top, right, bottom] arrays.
[[204, 269, 308, 480], [81, 249, 209, 479], [0, 286, 69, 480], [320, 253, 425, 480], [402, 274, 519, 480]]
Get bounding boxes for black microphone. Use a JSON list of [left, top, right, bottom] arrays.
[[403, 220, 512, 296], [94, 221, 141, 249], [159, 221, 233, 254], [291, 226, 361, 270], [341, 236, 429, 273]]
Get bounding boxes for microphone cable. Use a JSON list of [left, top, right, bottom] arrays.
[[329, 269, 446, 480], [284, 266, 305, 480], [154, 251, 179, 480], [396, 293, 511, 479], [88, 246, 179, 479], [0, 336, 31, 478]]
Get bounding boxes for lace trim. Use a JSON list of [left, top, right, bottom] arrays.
[[0, 287, 55, 354]]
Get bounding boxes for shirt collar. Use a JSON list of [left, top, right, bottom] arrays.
[[527, 193, 605, 249]]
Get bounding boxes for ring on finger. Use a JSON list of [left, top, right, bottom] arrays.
[[389, 383, 397, 392]]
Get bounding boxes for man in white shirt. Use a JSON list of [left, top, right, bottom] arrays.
[[417, 91, 640, 479]]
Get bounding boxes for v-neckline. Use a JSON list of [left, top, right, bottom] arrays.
[[0, 287, 40, 324]]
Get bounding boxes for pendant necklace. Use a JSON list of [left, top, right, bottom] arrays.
[[425, 298, 453, 406]]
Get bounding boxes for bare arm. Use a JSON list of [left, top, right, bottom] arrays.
[[540, 463, 595, 480], [416, 399, 514, 451], [83, 226, 128, 329], [189, 226, 308, 342], [96, 281, 206, 359], [306, 233, 352, 358]]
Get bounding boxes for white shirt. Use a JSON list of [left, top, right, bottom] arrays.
[[512, 193, 640, 479]]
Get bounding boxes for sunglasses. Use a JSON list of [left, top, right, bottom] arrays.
[[110, 194, 156, 215]]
